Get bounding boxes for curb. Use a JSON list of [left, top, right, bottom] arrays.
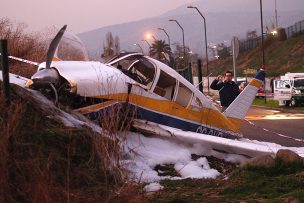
[[252, 105, 304, 114]]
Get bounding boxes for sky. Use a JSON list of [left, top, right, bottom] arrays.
[[2, 0, 303, 34], [1, 0, 195, 33]]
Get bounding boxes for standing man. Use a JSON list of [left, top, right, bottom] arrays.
[[210, 70, 240, 112]]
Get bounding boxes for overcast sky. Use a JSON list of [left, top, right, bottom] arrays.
[[2, 0, 304, 34], [2, 0, 195, 33]]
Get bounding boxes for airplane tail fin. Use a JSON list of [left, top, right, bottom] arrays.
[[223, 66, 265, 123]]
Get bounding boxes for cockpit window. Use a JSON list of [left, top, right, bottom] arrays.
[[129, 59, 155, 88], [154, 70, 176, 100], [294, 79, 304, 87], [175, 83, 192, 107], [110, 54, 156, 89]]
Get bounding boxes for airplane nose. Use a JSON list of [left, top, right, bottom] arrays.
[[31, 68, 60, 86]]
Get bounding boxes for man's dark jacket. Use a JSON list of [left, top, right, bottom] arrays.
[[210, 79, 240, 107]]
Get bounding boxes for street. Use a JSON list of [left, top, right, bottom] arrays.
[[241, 106, 304, 147]]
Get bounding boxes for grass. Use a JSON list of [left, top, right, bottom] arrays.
[[221, 159, 304, 202], [0, 18, 47, 78], [0, 83, 142, 202], [208, 33, 304, 77], [252, 97, 279, 107], [145, 158, 304, 203], [253, 98, 304, 113]]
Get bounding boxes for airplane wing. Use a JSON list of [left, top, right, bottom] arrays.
[[132, 119, 304, 158]]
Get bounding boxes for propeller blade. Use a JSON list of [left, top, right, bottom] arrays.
[[46, 25, 67, 69]]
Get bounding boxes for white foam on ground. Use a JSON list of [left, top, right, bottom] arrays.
[[122, 132, 240, 183], [175, 157, 220, 179], [144, 182, 164, 193]]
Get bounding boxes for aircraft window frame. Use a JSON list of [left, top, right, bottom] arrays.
[[129, 59, 157, 90], [187, 94, 203, 111], [153, 69, 177, 100], [175, 81, 193, 107], [111, 56, 157, 90]]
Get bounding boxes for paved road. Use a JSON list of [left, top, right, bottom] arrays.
[[241, 106, 304, 147]]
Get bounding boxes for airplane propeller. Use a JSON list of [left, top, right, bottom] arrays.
[[46, 25, 67, 69], [29, 25, 67, 106], [31, 25, 67, 86]]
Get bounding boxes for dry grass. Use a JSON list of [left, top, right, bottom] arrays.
[[0, 18, 47, 78], [0, 82, 143, 202]]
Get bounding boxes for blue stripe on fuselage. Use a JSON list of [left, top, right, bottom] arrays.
[[85, 102, 238, 139]]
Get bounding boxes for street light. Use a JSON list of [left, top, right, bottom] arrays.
[[141, 39, 151, 48], [275, 0, 278, 28], [187, 5, 210, 94], [133, 43, 144, 53], [260, 0, 266, 103], [142, 39, 151, 56], [169, 19, 186, 67], [157, 28, 171, 49], [260, 0, 265, 66]]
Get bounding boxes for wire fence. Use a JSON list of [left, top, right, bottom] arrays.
[[285, 20, 304, 38], [221, 19, 304, 55]]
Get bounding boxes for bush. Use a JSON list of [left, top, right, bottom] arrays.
[[0, 18, 47, 78]]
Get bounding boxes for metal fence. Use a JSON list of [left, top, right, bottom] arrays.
[[177, 63, 193, 84], [285, 20, 304, 38], [239, 36, 261, 53], [223, 19, 304, 55]]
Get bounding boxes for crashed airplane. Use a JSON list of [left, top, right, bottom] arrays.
[[1, 25, 303, 158]]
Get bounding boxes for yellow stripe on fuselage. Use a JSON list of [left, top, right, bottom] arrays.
[[80, 93, 243, 133], [74, 100, 119, 114], [249, 79, 262, 88]]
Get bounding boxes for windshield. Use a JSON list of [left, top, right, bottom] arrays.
[[294, 79, 304, 88], [274, 80, 290, 89], [109, 54, 156, 88]]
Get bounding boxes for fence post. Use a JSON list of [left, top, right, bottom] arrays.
[[188, 62, 193, 84], [0, 39, 10, 107], [197, 59, 203, 93]]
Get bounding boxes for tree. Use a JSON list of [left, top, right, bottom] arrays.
[[172, 43, 191, 70], [114, 36, 120, 54], [149, 40, 171, 63], [101, 32, 120, 61]]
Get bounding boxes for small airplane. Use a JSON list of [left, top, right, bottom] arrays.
[[4, 25, 298, 158]]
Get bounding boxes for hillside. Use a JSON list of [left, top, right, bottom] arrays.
[[78, 6, 304, 59], [207, 33, 304, 77]]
